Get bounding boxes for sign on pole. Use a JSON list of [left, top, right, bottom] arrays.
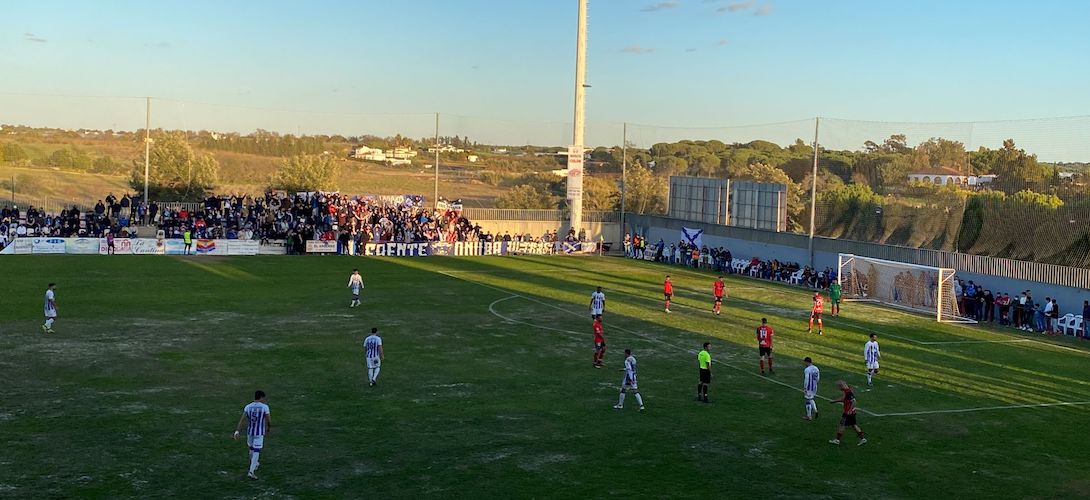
[[566, 145, 584, 200]]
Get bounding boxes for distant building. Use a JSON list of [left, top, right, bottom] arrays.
[[467, 155, 479, 163], [427, 145, 464, 154], [351, 145, 386, 162], [350, 145, 417, 164], [907, 167, 995, 187]]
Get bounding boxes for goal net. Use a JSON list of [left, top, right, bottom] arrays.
[[837, 254, 975, 323]]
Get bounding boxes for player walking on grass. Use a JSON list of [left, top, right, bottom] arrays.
[[592, 317, 606, 368], [348, 269, 364, 308], [713, 276, 726, 316], [808, 292, 824, 335], [614, 349, 645, 411], [663, 276, 673, 313], [41, 283, 57, 334], [864, 334, 881, 387], [829, 281, 842, 316], [697, 342, 712, 402], [757, 318, 774, 375], [829, 381, 867, 446], [364, 327, 384, 387], [232, 390, 271, 480], [590, 286, 606, 319], [803, 357, 820, 421]]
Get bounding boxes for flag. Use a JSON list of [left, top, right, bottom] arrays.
[[681, 227, 704, 248]]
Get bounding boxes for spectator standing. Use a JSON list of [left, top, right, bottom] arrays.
[[1082, 300, 1090, 339], [982, 289, 995, 322]]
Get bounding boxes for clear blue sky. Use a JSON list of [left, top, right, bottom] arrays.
[[3, 0, 1090, 157]]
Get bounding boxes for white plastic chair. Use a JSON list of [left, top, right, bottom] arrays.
[[749, 263, 760, 278], [788, 269, 804, 285], [1055, 313, 1073, 335], [1074, 316, 1085, 337]]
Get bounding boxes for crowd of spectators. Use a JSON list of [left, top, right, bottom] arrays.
[[1, 193, 146, 248], [622, 232, 1089, 339]]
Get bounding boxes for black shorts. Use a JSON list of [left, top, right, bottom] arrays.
[[595, 342, 606, 351], [714, 296, 723, 303], [699, 368, 711, 384], [839, 413, 857, 427], [811, 312, 822, 321], [759, 346, 772, 357], [664, 293, 673, 300]]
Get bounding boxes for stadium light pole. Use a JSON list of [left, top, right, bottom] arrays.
[[434, 112, 440, 207], [807, 117, 820, 268], [568, 0, 588, 237], [620, 122, 627, 244], [143, 97, 151, 204]]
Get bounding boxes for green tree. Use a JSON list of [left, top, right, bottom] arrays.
[[990, 139, 1046, 192], [582, 175, 620, 211], [131, 131, 219, 201], [495, 184, 557, 209], [1, 143, 30, 164], [270, 154, 340, 193], [623, 162, 668, 215], [914, 138, 968, 172]]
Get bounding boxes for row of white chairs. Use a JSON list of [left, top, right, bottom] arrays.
[[1055, 314, 1087, 336]]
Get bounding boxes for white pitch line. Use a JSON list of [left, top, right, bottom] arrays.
[[450, 270, 876, 415], [871, 400, 1090, 417]]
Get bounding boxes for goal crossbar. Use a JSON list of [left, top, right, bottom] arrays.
[[838, 253, 975, 324]]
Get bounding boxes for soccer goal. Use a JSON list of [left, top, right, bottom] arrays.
[[837, 254, 975, 323]]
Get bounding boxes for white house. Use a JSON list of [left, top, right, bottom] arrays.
[[427, 144, 464, 154], [467, 155, 479, 163], [907, 167, 995, 187], [387, 147, 418, 160], [351, 145, 386, 162]]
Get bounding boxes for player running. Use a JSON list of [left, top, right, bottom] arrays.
[[829, 381, 867, 446], [42, 283, 57, 334], [592, 317, 606, 368], [364, 327, 384, 387], [864, 333, 881, 387], [663, 276, 673, 313], [808, 292, 824, 335], [803, 357, 820, 421], [697, 342, 712, 403], [614, 349, 645, 411], [589, 286, 606, 319], [829, 280, 842, 316], [713, 276, 726, 316], [232, 390, 271, 480], [348, 269, 364, 308], [757, 318, 774, 375]]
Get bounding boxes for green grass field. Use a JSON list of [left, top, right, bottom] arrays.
[[2, 255, 1089, 499]]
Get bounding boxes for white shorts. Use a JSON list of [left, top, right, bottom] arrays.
[[867, 362, 880, 370], [591, 308, 603, 316], [351, 286, 361, 295], [366, 357, 381, 369], [621, 377, 637, 390], [804, 391, 816, 401], [45, 310, 57, 319], [247, 435, 265, 451]]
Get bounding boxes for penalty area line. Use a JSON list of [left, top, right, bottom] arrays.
[[871, 400, 1090, 417]]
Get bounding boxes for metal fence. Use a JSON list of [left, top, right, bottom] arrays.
[[463, 208, 618, 222]]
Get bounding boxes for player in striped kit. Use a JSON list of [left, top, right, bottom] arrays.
[[232, 390, 271, 480], [348, 269, 364, 308], [613, 349, 645, 411], [864, 333, 881, 387], [364, 327, 384, 387], [589, 286, 606, 319], [42, 283, 57, 334], [802, 357, 820, 421]]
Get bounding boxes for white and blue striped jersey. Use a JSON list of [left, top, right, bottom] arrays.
[[348, 273, 363, 290], [364, 334, 383, 359], [803, 365, 820, 393], [44, 290, 56, 314], [622, 355, 638, 385], [590, 291, 605, 311], [865, 340, 881, 364], [242, 402, 270, 437]]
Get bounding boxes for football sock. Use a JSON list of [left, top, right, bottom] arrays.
[[768, 359, 773, 371], [372, 366, 380, 381], [809, 400, 818, 415], [805, 402, 812, 418], [634, 393, 644, 406], [867, 372, 873, 384], [760, 360, 765, 372], [617, 392, 626, 406], [836, 431, 844, 440], [808, 319, 813, 330], [697, 384, 702, 397], [702, 385, 708, 396], [249, 450, 260, 474], [45, 318, 54, 329], [856, 430, 865, 439]]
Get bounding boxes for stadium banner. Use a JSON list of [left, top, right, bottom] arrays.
[[228, 240, 260, 256], [66, 238, 100, 255], [681, 227, 704, 249], [164, 239, 187, 255], [131, 239, 158, 255], [195, 239, 219, 255], [99, 238, 133, 255], [258, 242, 287, 255], [14, 238, 33, 254], [306, 240, 338, 254], [362, 242, 429, 257], [32, 237, 66, 254]]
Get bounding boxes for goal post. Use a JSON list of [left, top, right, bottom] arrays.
[[837, 253, 975, 323]]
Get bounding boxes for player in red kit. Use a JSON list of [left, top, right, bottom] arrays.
[[829, 380, 867, 446], [592, 317, 606, 368], [663, 275, 673, 313], [808, 292, 824, 335], [713, 276, 726, 316], [756, 318, 774, 374]]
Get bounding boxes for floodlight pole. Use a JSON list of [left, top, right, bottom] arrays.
[[620, 122, 627, 244], [568, 0, 587, 237], [433, 112, 440, 207], [807, 117, 820, 268], [143, 97, 151, 204]]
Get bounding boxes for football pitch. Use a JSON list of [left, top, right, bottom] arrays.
[[2, 255, 1089, 499]]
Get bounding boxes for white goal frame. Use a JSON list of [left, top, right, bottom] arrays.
[[837, 253, 976, 323]]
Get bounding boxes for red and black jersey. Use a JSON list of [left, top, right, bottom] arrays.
[[713, 280, 725, 298], [756, 325, 774, 348], [841, 387, 857, 415], [593, 321, 604, 344]]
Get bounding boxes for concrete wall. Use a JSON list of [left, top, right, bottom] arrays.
[[628, 213, 1090, 315], [473, 220, 620, 243]]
